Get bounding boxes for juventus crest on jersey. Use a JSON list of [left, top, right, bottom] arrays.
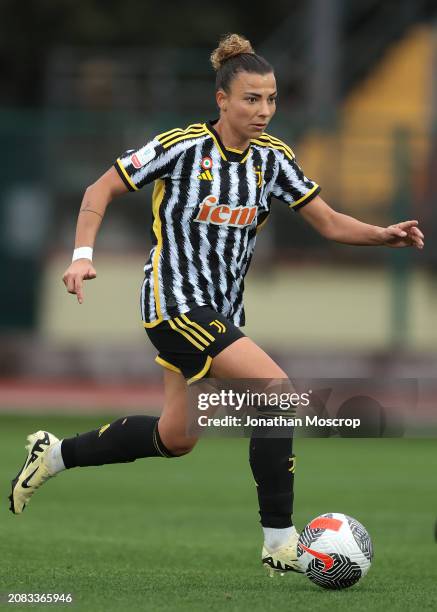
[[115, 121, 320, 327]]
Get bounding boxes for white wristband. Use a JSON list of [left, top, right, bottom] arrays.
[[72, 247, 93, 262]]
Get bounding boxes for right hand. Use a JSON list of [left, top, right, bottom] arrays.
[[62, 259, 97, 304]]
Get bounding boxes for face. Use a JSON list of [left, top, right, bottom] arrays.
[[216, 71, 277, 140]]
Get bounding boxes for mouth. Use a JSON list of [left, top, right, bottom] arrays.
[[251, 124, 267, 130]]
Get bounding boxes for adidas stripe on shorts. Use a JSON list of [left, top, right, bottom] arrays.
[[144, 305, 245, 384]]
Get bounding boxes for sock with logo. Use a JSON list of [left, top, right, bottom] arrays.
[[60, 415, 175, 469], [249, 424, 295, 529]]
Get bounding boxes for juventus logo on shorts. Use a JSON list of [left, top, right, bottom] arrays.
[[209, 320, 226, 334]]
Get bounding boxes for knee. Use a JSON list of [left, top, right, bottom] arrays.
[[165, 436, 198, 457], [158, 419, 198, 456]]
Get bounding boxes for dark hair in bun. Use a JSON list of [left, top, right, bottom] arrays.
[[210, 33, 273, 92]]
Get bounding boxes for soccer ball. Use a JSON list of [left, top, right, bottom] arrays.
[[297, 513, 373, 589]]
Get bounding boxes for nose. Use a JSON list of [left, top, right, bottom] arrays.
[[258, 101, 271, 119]]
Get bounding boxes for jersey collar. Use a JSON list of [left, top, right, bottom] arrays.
[[205, 120, 251, 163]]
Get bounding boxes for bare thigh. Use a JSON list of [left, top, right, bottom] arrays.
[[210, 336, 288, 379], [158, 368, 198, 455], [158, 337, 288, 452]]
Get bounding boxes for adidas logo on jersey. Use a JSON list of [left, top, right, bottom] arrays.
[[197, 169, 213, 181], [194, 196, 257, 228]]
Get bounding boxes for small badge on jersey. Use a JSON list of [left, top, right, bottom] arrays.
[[131, 144, 156, 169], [200, 156, 213, 170], [198, 156, 214, 180]]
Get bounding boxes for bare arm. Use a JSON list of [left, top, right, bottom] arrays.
[[299, 196, 424, 249], [62, 167, 129, 303]]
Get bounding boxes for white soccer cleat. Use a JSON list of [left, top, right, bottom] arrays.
[[9, 430, 59, 515], [261, 526, 304, 576]]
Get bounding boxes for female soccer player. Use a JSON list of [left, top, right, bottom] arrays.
[[10, 34, 424, 575]]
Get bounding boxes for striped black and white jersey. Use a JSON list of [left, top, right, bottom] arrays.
[[114, 120, 320, 327]]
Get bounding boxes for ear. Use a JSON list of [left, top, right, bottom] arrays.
[[216, 89, 228, 112]]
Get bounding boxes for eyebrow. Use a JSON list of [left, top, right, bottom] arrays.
[[244, 91, 277, 97]]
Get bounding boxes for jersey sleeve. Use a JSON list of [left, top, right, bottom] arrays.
[[271, 152, 321, 211], [114, 136, 180, 191]]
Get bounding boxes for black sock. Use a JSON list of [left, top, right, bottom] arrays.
[[61, 415, 174, 469], [249, 423, 295, 528]]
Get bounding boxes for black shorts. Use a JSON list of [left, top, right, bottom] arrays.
[[144, 305, 245, 384]]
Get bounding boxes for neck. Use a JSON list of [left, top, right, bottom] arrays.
[[213, 118, 250, 151]]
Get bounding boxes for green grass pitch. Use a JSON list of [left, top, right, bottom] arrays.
[[0, 414, 436, 611]]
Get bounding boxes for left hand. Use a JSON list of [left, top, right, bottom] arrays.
[[380, 220, 424, 249]]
